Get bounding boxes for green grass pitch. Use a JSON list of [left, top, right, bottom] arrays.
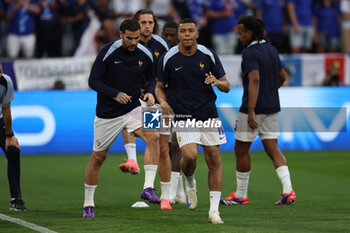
[[0, 151, 349, 233]]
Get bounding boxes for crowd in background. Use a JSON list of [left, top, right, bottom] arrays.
[[0, 0, 350, 59]]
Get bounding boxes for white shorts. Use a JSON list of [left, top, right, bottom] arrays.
[[174, 118, 227, 148], [140, 100, 171, 136], [93, 106, 142, 151], [235, 112, 280, 142]]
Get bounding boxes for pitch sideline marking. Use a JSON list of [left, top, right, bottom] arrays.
[[0, 213, 57, 233]]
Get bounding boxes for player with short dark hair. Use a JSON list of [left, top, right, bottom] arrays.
[[162, 21, 178, 48], [0, 63, 26, 211], [156, 18, 230, 224], [220, 16, 296, 206], [82, 18, 160, 218]]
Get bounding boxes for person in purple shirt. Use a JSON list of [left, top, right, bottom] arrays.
[[312, 0, 340, 53], [286, 0, 314, 53], [5, 0, 40, 58]]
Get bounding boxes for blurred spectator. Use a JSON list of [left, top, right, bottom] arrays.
[[256, 0, 285, 52], [187, 0, 211, 48], [109, 0, 145, 33], [5, 0, 40, 58], [0, 0, 5, 56], [162, 21, 178, 47], [340, 0, 350, 53], [94, 0, 117, 42], [61, 0, 94, 55], [206, 0, 245, 54], [171, 0, 192, 23], [286, 0, 314, 53], [146, 0, 172, 30], [36, 0, 65, 58], [52, 79, 66, 89], [322, 60, 342, 86], [312, 0, 340, 53]]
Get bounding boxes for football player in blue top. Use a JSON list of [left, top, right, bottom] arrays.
[[156, 18, 230, 224], [220, 16, 296, 207], [118, 9, 173, 210], [82, 18, 160, 218]]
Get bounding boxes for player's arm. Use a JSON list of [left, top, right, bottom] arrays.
[[2, 102, 20, 151], [247, 70, 259, 129], [143, 60, 156, 106], [155, 81, 174, 116], [278, 68, 287, 88], [88, 47, 129, 103], [204, 74, 230, 93]]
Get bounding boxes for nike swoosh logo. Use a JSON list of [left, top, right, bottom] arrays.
[[114, 61, 122, 64], [175, 66, 183, 71], [219, 135, 225, 140]]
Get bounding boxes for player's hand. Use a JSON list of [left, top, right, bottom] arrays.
[[204, 73, 219, 86], [115, 92, 132, 104], [140, 88, 145, 99], [247, 111, 258, 129], [5, 136, 21, 151], [160, 102, 175, 123], [143, 93, 155, 106]]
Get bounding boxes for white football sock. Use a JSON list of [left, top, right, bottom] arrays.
[[83, 184, 97, 207], [176, 174, 185, 197], [276, 165, 293, 194], [160, 181, 171, 200], [170, 172, 180, 199], [185, 175, 196, 187], [235, 170, 250, 198], [124, 143, 137, 163], [209, 191, 221, 213], [143, 165, 158, 189]]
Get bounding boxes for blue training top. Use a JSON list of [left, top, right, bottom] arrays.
[[140, 34, 169, 76], [89, 40, 155, 119], [158, 45, 225, 120], [240, 41, 282, 114]]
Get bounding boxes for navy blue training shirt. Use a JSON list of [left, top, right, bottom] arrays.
[[240, 41, 283, 114], [140, 34, 169, 76], [158, 45, 225, 120], [89, 39, 155, 119]]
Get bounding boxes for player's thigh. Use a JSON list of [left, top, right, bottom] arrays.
[[124, 106, 143, 135], [21, 34, 36, 57], [259, 113, 280, 140], [93, 116, 125, 152], [200, 119, 226, 146], [175, 129, 201, 149], [235, 112, 258, 142], [6, 34, 20, 58]]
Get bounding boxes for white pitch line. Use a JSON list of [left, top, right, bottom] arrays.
[[0, 213, 57, 233]]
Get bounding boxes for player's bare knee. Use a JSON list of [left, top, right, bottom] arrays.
[[145, 131, 160, 146], [159, 143, 169, 158], [92, 152, 107, 167]]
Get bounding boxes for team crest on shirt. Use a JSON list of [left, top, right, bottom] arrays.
[[199, 62, 205, 70], [178, 136, 181, 142], [138, 60, 143, 68], [154, 50, 160, 58]]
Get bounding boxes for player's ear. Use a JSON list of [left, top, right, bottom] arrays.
[[119, 30, 123, 38]]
